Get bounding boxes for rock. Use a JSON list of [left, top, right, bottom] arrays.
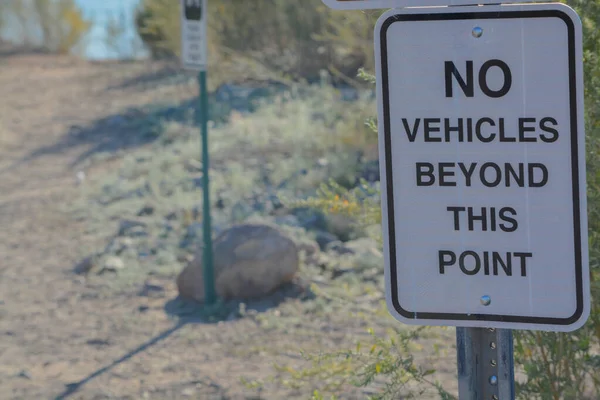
[[118, 219, 147, 237], [343, 238, 383, 258], [99, 256, 125, 273], [17, 370, 31, 379], [165, 211, 178, 220], [104, 237, 134, 255], [295, 238, 320, 264], [75, 170, 86, 186], [325, 240, 354, 255], [184, 159, 202, 172], [137, 205, 155, 217], [296, 239, 319, 258], [86, 338, 111, 346], [317, 158, 329, 167], [274, 214, 300, 227], [177, 223, 299, 301], [74, 256, 96, 275], [140, 279, 165, 297], [181, 387, 196, 397], [315, 231, 339, 251]]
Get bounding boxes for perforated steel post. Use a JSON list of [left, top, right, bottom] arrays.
[[198, 69, 215, 306], [456, 328, 515, 400]]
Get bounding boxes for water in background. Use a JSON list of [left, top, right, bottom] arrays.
[[76, 0, 142, 60]]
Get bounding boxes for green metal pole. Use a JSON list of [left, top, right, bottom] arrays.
[[198, 69, 216, 305]]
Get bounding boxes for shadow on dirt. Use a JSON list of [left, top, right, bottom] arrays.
[[163, 280, 313, 321], [54, 322, 185, 400], [53, 281, 313, 399], [4, 82, 288, 174], [105, 64, 195, 93]]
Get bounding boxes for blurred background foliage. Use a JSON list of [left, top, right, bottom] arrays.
[[135, 0, 381, 86], [0, 0, 91, 54]]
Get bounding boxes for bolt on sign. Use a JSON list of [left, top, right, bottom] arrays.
[[180, 0, 207, 71], [375, 3, 590, 332], [322, 0, 537, 10]]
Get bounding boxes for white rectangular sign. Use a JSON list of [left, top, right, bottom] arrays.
[[323, 0, 538, 10], [375, 3, 590, 332], [180, 0, 207, 71]]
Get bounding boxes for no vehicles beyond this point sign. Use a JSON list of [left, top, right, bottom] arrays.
[[375, 3, 590, 332]]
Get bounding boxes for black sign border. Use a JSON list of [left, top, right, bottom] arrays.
[[380, 9, 583, 326]]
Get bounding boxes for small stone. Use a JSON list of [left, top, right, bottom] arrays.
[[331, 267, 354, 279], [17, 370, 31, 379], [165, 211, 178, 220], [274, 215, 300, 227], [343, 238, 383, 258], [138, 250, 150, 258], [184, 159, 202, 172], [139, 280, 165, 297], [86, 339, 111, 346], [138, 305, 150, 313], [296, 239, 319, 258], [99, 256, 125, 273], [177, 253, 194, 263], [75, 171, 86, 186], [181, 387, 196, 397], [315, 231, 339, 251], [325, 241, 354, 255], [118, 219, 147, 237], [104, 237, 134, 255], [137, 205, 155, 217], [73, 256, 96, 275]]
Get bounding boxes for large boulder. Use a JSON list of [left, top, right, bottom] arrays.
[[177, 223, 299, 302]]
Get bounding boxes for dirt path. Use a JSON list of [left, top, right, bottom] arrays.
[[0, 53, 246, 400], [0, 53, 457, 400]]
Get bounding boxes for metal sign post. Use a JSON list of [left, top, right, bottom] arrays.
[[457, 328, 515, 399], [180, 0, 216, 305]]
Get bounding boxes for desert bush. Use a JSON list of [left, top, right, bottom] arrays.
[[0, 0, 90, 54], [73, 86, 377, 288]]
